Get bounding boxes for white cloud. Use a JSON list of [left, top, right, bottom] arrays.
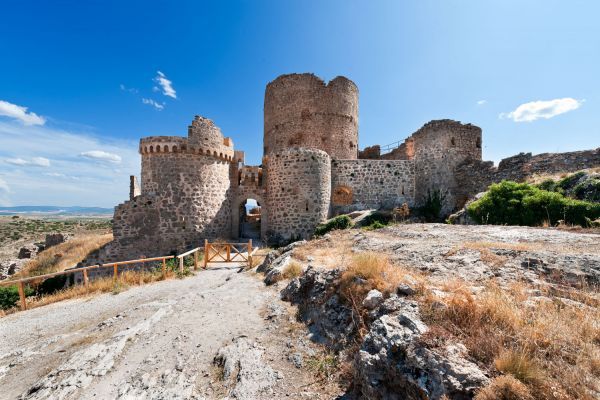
[[142, 98, 165, 111], [154, 71, 177, 99], [477, 100, 487, 106], [0, 177, 10, 206], [6, 158, 28, 166], [0, 100, 46, 126], [31, 157, 51, 167], [5, 157, 50, 167], [0, 120, 138, 206], [120, 84, 138, 94], [80, 150, 122, 164], [500, 98, 583, 122]]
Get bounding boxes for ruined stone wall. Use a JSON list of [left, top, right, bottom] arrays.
[[264, 73, 359, 160], [330, 159, 416, 215], [266, 147, 331, 243], [403, 120, 482, 213], [454, 147, 600, 204]]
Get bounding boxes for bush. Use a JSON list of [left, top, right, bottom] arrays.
[[361, 211, 391, 227], [0, 285, 34, 310], [467, 181, 600, 227], [314, 215, 353, 236], [363, 221, 386, 231], [419, 189, 447, 222]]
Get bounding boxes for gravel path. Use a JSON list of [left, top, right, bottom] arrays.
[[0, 264, 339, 399]]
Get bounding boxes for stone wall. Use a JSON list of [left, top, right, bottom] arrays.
[[330, 159, 415, 215], [454, 148, 600, 204], [266, 148, 331, 243], [264, 73, 359, 160]]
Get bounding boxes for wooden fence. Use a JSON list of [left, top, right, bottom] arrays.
[[1, 239, 259, 312], [203, 239, 256, 268], [0, 255, 175, 311]]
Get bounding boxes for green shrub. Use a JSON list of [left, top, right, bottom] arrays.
[[420, 189, 447, 222], [361, 211, 391, 227], [0, 285, 34, 310], [314, 215, 353, 236], [467, 180, 600, 227], [363, 221, 386, 230]]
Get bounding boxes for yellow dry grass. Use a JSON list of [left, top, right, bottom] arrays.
[[282, 261, 303, 279], [292, 231, 354, 269], [423, 280, 600, 399], [17, 233, 113, 278], [23, 269, 177, 311]]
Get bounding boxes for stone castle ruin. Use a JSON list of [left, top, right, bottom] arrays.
[[100, 73, 600, 261]]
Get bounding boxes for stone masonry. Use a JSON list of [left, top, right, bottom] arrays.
[[97, 73, 600, 260]]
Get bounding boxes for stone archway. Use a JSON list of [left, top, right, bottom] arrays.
[[231, 192, 268, 241]]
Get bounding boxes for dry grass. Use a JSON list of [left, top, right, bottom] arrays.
[[16, 233, 112, 278], [282, 261, 303, 279], [292, 231, 354, 269], [422, 280, 600, 399], [475, 375, 534, 400], [24, 269, 176, 311]]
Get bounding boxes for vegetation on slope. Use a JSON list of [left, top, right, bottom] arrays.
[[467, 180, 600, 227]]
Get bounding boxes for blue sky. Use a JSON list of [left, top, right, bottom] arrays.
[[1, 0, 598, 207]]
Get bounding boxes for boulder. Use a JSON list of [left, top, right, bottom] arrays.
[[45, 233, 68, 249], [18, 245, 38, 259]]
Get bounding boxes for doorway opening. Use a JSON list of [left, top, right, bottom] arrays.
[[239, 199, 261, 239]]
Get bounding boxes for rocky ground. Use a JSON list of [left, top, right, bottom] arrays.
[[0, 263, 344, 399], [260, 223, 600, 399]]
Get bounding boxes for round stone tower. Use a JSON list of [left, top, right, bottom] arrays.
[[136, 116, 234, 251], [263, 73, 359, 160], [266, 147, 331, 244]]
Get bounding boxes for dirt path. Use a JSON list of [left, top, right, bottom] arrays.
[[0, 263, 341, 399]]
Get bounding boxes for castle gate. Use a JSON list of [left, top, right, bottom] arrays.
[[231, 191, 267, 241]]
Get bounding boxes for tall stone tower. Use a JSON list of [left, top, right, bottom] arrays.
[[266, 147, 331, 243], [263, 73, 359, 160]]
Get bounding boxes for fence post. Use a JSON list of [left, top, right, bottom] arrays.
[[248, 239, 253, 268], [204, 239, 208, 269], [179, 256, 184, 274], [18, 281, 27, 311], [162, 258, 167, 279], [113, 264, 118, 283], [226, 244, 231, 262], [83, 268, 89, 291], [193, 251, 198, 271]]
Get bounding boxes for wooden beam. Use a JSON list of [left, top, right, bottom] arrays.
[[162, 258, 167, 279], [204, 239, 208, 269], [18, 281, 26, 311]]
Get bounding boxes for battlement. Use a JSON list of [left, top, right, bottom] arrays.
[[139, 116, 235, 162]]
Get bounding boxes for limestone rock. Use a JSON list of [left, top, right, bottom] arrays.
[[213, 336, 278, 400], [281, 267, 354, 350], [355, 299, 489, 400], [362, 289, 384, 310]]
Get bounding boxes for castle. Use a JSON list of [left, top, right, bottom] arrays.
[[100, 73, 600, 261]]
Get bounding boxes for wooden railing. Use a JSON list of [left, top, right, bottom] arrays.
[[176, 247, 201, 272], [203, 239, 256, 268], [0, 255, 175, 311]]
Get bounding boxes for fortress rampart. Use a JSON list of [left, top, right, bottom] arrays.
[[331, 159, 415, 215], [96, 72, 599, 261]]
